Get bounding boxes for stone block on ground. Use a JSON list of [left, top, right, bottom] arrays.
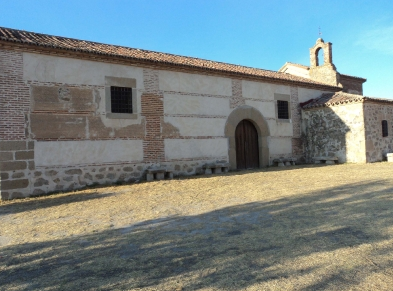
[[314, 156, 338, 165], [156, 172, 165, 180], [202, 162, 229, 174], [213, 167, 222, 174], [146, 167, 173, 181]]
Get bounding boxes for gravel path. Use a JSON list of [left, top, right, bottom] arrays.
[[1, 163, 393, 290]]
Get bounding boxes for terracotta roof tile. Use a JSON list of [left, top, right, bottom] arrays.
[[0, 26, 341, 90], [302, 92, 393, 109]]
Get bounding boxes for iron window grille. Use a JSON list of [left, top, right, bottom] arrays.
[[277, 100, 289, 119], [382, 120, 388, 137], [110, 86, 133, 113]]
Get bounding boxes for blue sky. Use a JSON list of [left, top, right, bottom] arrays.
[[2, 0, 393, 98]]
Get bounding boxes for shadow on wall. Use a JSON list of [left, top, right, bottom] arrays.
[[1, 180, 393, 290], [302, 106, 365, 163]]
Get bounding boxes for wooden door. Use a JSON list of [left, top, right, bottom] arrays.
[[235, 120, 259, 169]]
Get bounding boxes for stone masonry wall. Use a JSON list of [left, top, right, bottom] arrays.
[[302, 103, 366, 163], [364, 102, 393, 162], [0, 141, 34, 199], [29, 160, 214, 199], [0, 49, 32, 199], [309, 39, 339, 87]]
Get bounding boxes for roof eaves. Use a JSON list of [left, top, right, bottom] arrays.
[[0, 28, 342, 91], [363, 96, 393, 104], [339, 73, 367, 82], [301, 92, 367, 109]]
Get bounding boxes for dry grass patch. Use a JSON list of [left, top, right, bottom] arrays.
[[1, 163, 393, 290]]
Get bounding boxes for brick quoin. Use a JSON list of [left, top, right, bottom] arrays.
[[0, 49, 30, 140], [290, 86, 303, 159], [142, 69, 165, 162], [290, 86, 301, 138], [230, 79, 245, 108]]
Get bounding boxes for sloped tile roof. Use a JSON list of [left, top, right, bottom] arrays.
[[302, 92, 393, 109], [279, 62, 366, 82], [0, 26, 341, 90]]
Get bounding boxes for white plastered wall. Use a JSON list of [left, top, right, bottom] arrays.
[[164, 93, 230, 116], [23, 53, 145, 87], [242, 81, 290, 100], [159, 71, 232, 96], [23, 53, 144, 129], [161, 71, 232, 160], [243, 81, 293, 141], [281, 65, 310, 79], [297, 87, 330, 103], [165, 117, 226, 137], [268, 137, 292, 155], [244, 100, 275, 119], [35, 140, 144, 167], [164, 139, 228, 160]]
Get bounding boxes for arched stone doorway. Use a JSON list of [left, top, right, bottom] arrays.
[[235, 119, 259, 169], [225, 105, 270, 169]]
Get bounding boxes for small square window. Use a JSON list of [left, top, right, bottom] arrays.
[[277, 100, 289, 119], [382, 120, 388, 137], [105, 76, 137, 119], [111, 86, 133, 113]]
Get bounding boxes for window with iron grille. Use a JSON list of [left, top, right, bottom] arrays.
[[110, 86, 133, 113], [277, 100, 289, 119], [382, 120, 388, 137]]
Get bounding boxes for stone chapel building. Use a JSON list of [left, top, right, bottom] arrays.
[[1, 27, 392, 199]]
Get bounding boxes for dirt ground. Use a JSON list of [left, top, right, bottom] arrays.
[[1, 163, 393, 291]]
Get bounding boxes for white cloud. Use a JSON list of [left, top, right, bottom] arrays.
[[356, 25, 393, 55]]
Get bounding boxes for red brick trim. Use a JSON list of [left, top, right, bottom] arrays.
[[0, 49, 30, 140], [141, 69, 165, 162], [230, 79, 245, 108]]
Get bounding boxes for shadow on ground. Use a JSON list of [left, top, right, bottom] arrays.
[[0, 191, 120, 216], [0, 164, 323, 216], [1, 180, 393, 290]]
